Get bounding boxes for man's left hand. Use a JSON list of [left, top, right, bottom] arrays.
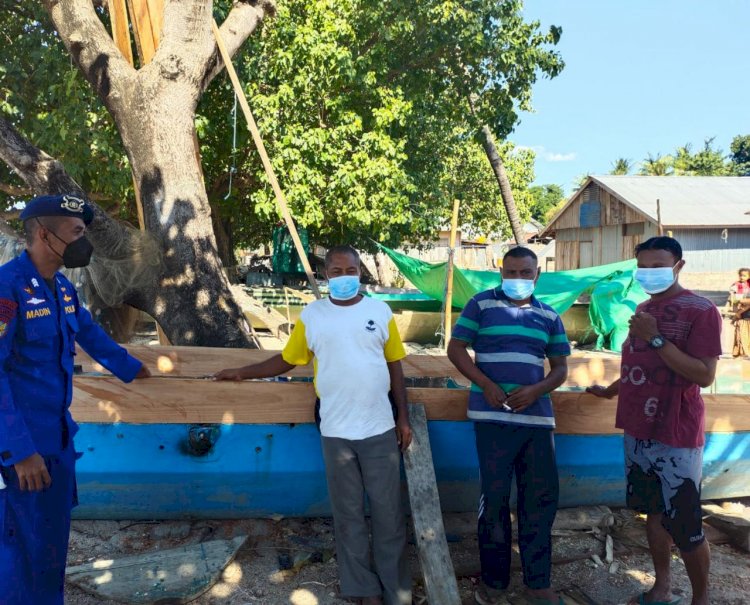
[[135, 365, 152, 379], [629, 311, 659, 341], [396, 419, 413, 452], [505, 385, 541, 412]]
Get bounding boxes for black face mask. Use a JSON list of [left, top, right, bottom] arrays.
[[39, 219, 94, 268]]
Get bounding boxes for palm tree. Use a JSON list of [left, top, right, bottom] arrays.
[[610, 157, 632, 175], [639, 153, 674, 176], [478, 125, 526, 244]]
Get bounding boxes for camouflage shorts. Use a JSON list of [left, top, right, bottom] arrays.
[[624, 434, 705, 551]]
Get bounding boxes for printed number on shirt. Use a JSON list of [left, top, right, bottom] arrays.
[[621, 364, 647, 386]]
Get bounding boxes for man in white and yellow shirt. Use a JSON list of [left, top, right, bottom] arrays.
[[215, 245, 412, 605]]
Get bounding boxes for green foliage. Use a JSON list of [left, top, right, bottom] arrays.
[[527, 184, 565, 223], [609, 157, 632, 175], [672, 138, 730, 176], [2, 0, 563, 251], [0, 3, 133, 218], [730, 134, 750, 176], [638, 138, 733, 177], [208, 0, 563, 250], [639, 153, 674, 176]]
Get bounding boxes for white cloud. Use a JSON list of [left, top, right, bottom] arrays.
[[516, 145, 577, 162], [545, 151, 577, 162]]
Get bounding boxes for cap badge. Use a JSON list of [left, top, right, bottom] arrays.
[[61, 195, 85, 213]]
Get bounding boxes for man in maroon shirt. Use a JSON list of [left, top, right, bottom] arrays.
[[588, 236, 721, 605]]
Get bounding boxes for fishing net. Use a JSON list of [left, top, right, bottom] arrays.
[[85, 223, 162, 308], [0, 222, 162, 309]]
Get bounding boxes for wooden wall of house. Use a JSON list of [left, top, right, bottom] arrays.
[[550, 182, 657, 270]]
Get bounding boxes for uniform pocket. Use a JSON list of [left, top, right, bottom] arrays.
[[19, 313, 58, 361]]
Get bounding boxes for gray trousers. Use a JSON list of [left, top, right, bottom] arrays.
[[321, 428, 412, 605]]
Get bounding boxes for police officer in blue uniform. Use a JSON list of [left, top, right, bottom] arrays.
[[0, 194, 151, 604]]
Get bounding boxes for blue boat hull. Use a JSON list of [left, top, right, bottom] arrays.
[[71, 421, 750, 519]]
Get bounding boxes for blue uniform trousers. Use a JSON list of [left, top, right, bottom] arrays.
[[474, 421, 559, 591], [0, 444, 77, 605]]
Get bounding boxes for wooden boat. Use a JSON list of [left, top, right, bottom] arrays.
[[242, 287, 597, 345], [71, 346, 750, 519]]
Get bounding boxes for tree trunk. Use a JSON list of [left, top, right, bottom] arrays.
[[23, 0, 276, 347], [115, 88, 252, 346], [479, 125, 526, 245], [373, 252, 390, 286]]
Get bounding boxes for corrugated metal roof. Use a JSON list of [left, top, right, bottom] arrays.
[[592, 176, 750, 227]]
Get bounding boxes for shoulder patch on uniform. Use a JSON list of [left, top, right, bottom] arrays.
[[0, 298, 18, 324]]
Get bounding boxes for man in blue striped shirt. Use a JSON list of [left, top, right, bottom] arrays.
[[448, 246, 570, 605]]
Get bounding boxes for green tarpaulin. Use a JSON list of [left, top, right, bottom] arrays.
[[272, 226, 310, 274], [379, 245, 647, 351]]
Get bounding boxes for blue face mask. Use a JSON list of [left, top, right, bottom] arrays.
[[634, 265, 677, 294], [328, 275, 360, 300], [501, 279, 536, 300]]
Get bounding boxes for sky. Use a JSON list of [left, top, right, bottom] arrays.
[[513, 0, 750, 194]]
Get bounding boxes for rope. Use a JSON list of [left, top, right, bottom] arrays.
[[224, 92, 239, 200]]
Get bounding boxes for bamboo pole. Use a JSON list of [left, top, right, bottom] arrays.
[[211, 21, 321, 299], [443, 199, 460, 350]]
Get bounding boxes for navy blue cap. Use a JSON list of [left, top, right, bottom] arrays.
[[20, 194, 94, 225]]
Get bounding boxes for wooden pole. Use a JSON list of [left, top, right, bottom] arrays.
[[403, 404, 461, 605], [443, 199, 460, 350], [656, 198, 663, 236], [211, 21, 321, 299]]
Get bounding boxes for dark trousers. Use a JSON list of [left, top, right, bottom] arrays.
[[474, 422, 559, 590], [0, 444, 78, 605], [321, 429, 412, 605]]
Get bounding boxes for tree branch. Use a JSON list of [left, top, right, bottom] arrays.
[[200, 0, 276, 93], [42, 0, 135, 114], [0, 115, 135, 252], [0, 180, 111, 202]]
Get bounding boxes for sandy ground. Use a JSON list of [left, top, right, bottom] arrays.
[[64, 509, 750, 605]]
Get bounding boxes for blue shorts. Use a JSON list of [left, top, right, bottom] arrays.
[[624, 434, 704, 551]]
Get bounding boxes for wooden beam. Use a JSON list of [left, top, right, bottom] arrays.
[[75, 345, 474, 384], [145, 0, 163, 48], [107, 0, 134, 65], [211, 20, 321, 299], [443, 199, 460, 351], [403, 404, 461, 605], [127, 0, 157, 64], [68, 376, 750, 432], [76, 344, 629, 387]]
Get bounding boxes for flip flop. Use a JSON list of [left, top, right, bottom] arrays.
[[635, 593, 682, 605]]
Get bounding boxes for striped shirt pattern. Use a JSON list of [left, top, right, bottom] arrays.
[[451, 288, 570, 428]]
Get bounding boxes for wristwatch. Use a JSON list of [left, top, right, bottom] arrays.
[[648, 334, 666, 349]]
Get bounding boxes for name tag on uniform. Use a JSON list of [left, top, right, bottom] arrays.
[[26, 307, 52, 319]]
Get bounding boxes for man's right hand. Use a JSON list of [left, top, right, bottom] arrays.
[[212, 368, 247, 381], [14, 453, 52, 491], [482, 382, 508, 408], [586, 385, 614, 399]]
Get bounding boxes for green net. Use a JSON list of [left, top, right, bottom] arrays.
[[379, 244, 647, 351]]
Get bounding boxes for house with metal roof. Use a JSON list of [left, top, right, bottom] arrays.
[[541, 176, 750, 273]]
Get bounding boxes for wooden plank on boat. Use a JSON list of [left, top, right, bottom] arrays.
[[70, 377, 750, 432], [80, 345, 750, 394], [70, 377, 469, 424], [551, 391, 750, 434], [403, 404, 461, 605], [76, 345, 471, 384], [65, 535, 246, 604]]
